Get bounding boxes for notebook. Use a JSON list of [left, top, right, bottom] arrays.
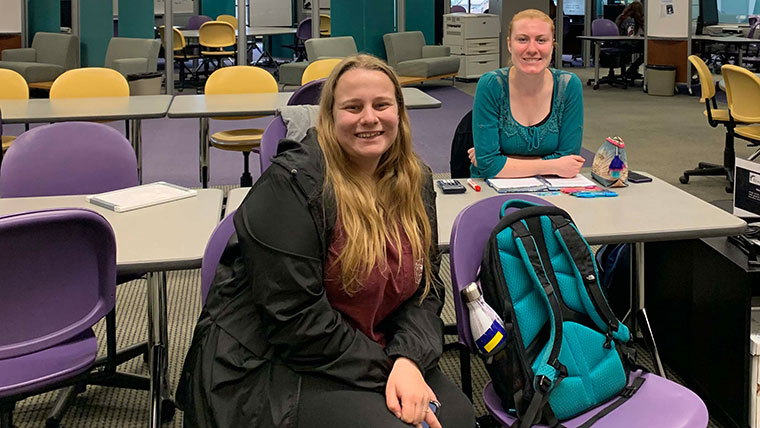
[[88, 182, 197, 212], [486, 175, 596, 193]]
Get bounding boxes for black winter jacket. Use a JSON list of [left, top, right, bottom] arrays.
[[176, 130, 444, 428]]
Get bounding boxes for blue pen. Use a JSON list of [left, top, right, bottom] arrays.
[[574, 191, 617, 198]]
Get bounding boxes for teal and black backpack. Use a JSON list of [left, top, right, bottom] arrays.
[[479, 200, 642, 427]]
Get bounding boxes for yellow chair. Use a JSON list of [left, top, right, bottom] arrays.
[[159, 25, 200, 91], [679, 55, 735, 188], [301, 58, 342, 84], [50, 67, 129, 98], [722, 64, 760, 164], [216, 14, 238, 27], [319, 14, 331, 37], [0, 69, 30, 155], [199, 21, 237, 72], [205, 66, 278, 186]]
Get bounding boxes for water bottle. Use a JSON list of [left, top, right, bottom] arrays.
[[462, 282, 507, 356]]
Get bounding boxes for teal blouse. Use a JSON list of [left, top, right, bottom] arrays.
[[471, 67, 584, 178]]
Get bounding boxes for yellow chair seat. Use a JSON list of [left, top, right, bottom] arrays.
[[210, 129, 264, 151], [2, 135, 15, 152], [735, 125, 760, 141], [705, 109, 730, 123], [201, 50, 235, 56]]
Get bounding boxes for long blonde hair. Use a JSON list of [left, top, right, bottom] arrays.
[[316, 54, 433, 298]]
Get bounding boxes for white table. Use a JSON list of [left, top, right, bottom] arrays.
[[437, 173, 746, 376], [0, 189, 224, 428], [577, 35, 644, 89], [717, 71, 760, 90], [180, 26, 297, 66], [167, 88, 441, 188], [692, 35, 759, 67], [0, 95, 174, 183], [225, 187, 250, 216]]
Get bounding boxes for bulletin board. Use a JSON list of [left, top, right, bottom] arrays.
[[646, 0, 690, 38], [0, 0, 23, 33]]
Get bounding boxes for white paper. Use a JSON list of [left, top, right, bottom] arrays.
[[487, 177, 546, 190], [733, 158, 760, 219], [88, 182, 197, 212], [542, 175, 597, 189]]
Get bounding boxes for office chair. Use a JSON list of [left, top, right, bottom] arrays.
[[283, 18, 312, 62], [0, 208, 119, 428], [287, 78, 325, 106], [319, 14, 331, 37], [198, 21, 237, 74], [216, 14, 237, 27], [159, 26, 201, 91], [449, 195, 710, 428], [0, 69, 29, 158], [721, 64, 760, 164], [201, 211, 238, 304], [450, 5, 466, 12], [301, 58, 342, 84], [680, 56, 736, 190], [187, 14, 212, 30], [204, 66, 278, 186], [259, 115, 287, 174], [589, 18, 630, 89]]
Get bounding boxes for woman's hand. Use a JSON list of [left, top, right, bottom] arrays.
[[385, 357, 442, 428], [551, 155, 585, 178], [467, 147, 477, 167]]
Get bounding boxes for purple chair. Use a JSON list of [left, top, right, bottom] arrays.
[[590, 18, 631, 89], [449, 195, 710, 428], [0, 208, 118, 428], [0, 122, 138, 197], [0, 122, 149, 426], [287, 78, 325, 106], [187, 15, 212, 30], [283, 18, 312, 61], [201, 210, 237, 304], [259, 115, 287, 174], [451, 5, 467, 12]]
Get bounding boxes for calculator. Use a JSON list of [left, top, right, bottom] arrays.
[[437, 179, 467, 194]]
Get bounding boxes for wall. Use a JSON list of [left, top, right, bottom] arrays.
[[28, 0, 61, 41], [406, 0, 435, 43], [332, 0, 395, 58], [80, 0, 113, 66], [201, 0, 234, 20], [119, 0, 154, 38]]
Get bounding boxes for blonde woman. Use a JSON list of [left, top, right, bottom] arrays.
[[468, 8, 585, 179], [176, 54, 475, 428]]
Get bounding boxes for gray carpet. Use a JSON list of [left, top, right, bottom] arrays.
[[8, 66, 747, 427]]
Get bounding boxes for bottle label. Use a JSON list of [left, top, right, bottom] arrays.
[[475, 319, 507, 354]]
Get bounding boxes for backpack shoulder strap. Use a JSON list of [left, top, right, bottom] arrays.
[[549, 215, 630, 344]]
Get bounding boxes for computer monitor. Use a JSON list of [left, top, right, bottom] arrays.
[[696, 0, 719, 34]]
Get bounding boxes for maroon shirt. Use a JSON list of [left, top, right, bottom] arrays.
[[324, 219, 422, 346]]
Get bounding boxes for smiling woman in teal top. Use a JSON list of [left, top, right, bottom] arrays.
[[469, 9, 584, 179]]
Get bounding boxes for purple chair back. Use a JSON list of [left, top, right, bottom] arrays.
[[0, 122, 138, 198], [592, 18, 619, 36], [201, 210, 237, 304], [451, 5, 467, 12], [287, 78, 325, 106], [259, 115, 287, 174], [187, 15, 212, 30], [449, 194, 547, 349], [0, 208, 115, 360], [296, 18, 313, 42]]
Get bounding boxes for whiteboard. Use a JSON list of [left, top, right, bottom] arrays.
[[647, 0, 690, 37], [155, 0, 195, 15], [250, 0, 293, 27], [0, 0, 22, 33]]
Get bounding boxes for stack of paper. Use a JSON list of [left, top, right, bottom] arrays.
[[87, 182, 197, 212]]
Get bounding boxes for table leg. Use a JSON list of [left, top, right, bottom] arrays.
[[594, 42, 600, 88], [633, 242, 667, 378], [130, 119, 143, 184], [147, 271, 175, 428], [200, 117, 209, 188]]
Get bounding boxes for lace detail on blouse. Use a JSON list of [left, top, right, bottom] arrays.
[[493, 68, 571, 152]]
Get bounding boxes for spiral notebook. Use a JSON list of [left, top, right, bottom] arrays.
[[87, 182, 197, 212]]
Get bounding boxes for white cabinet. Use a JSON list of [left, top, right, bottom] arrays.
[[443, 13, 500, 79]]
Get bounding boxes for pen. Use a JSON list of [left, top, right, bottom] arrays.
[[467, 179, 481, 192]]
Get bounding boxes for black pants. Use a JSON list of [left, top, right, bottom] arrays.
[[297, 367, 476, 428]]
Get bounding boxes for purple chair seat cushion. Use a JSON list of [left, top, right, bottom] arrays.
[[484, 371, 708, 427], [0, 330, 98, 398]]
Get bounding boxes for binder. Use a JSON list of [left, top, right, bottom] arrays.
[[87, 182, 197, 212]]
